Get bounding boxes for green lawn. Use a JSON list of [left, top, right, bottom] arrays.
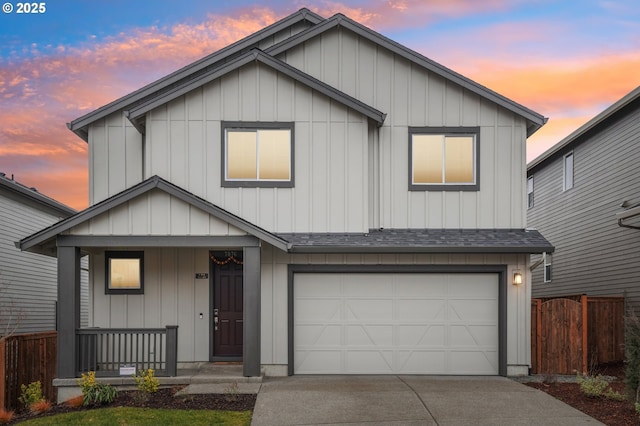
[[17, 407, 252, 425]]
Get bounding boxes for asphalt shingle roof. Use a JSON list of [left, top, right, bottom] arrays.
[[277, 228, 554, 254]]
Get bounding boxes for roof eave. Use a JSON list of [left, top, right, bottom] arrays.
[[287, 245, 555, 254], [68, 8, 326, 137]]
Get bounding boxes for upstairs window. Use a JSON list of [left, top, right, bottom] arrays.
[[563, 152, 574, 191], [527, 176, 534, 209], [409, 127, 479, 191], [222, 122, 294, 188]]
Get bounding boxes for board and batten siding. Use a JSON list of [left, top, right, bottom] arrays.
[[259, 244, 532, 375], [0, 192, 88, 335], [65, 191, 247, 237], [528, 104, 640, 311], [278, 26, 528, 230], [143, 61, 369, 233], [89, 247, 210, 363]]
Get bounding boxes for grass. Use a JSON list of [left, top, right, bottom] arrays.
[[17, 407, 252, 426]]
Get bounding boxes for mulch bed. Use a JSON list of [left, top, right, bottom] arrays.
[[6, 386, 256, 425], [526, 363, 639, 426]]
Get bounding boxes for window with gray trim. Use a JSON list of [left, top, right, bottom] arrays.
[[105, 251, 144, 294], [409, 127, 480, 191], [527, 176, 534, 209], [221, 121, 294, 188]]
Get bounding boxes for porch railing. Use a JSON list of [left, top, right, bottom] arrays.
[[76, 325, 178, 377]]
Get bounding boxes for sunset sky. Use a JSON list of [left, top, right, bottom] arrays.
[[1, 1, 638, 210]]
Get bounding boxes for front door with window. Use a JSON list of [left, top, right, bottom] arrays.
[[210, 252, 243, 359]]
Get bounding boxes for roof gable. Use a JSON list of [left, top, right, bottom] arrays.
[[18, 175, 289, 253], [68, 8, 324, 140], [265, 13, 546, 136], [528, 85, 640, 171], [125, 49, 386, 130], [0, 173, 75, 217]]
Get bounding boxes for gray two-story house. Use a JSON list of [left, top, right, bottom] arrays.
[[528, 86, 640, 308], [19, 8, 552, 380]]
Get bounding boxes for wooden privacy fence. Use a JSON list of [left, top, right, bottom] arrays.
[[0, 331, 57, 411], [531, 295, 624, 375]]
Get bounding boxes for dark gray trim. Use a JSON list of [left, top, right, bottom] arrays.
[[57, 245, 81, 378], [287, 245, 552, 254], [221, 121, 295, 188], [127, 50, 386, 126], [56, 235, 260, 248], [68, 8, 325, 139], [18, 176, 290, 254], [266, 14, 546, 136], [528, 86, 640, 170], [287, 264, 507, 376], [105, 251, 144, 295], [243, 246, 261, 377], [0, 174, 76, 217], [408, 127, 480, 192]]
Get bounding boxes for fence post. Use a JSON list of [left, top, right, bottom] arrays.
[[536, 299, 542, 374], [0, 337, 5, 411], [581, 294, 588, 374], [165, 326, 178, 377]]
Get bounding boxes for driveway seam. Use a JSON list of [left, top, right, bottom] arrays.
[[397, 376, 439, 426]]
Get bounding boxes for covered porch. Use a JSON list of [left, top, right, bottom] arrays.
[[17, 176, 291, 381]]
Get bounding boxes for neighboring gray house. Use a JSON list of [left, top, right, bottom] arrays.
[[19, 8, 552, 379], [527, 86, 640, 308], [0, 173, 87, 336]]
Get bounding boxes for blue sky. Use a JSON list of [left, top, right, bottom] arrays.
[[0, 0, 638, 208]]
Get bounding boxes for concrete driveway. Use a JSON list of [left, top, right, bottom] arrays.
[[251, 375, 603, 425]]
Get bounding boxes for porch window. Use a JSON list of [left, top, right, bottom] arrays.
[[105, 251, 144, 294], [409, 127, 480, 191], [222, 121, 294, 187]]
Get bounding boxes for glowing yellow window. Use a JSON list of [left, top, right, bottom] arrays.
[[106, 251, 144, 294]]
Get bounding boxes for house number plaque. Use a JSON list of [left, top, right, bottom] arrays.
[[195, 273, 209, 279]]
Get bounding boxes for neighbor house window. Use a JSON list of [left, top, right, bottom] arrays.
[[527, 176, 534, 209], [543, 253, 552, 283], [222, 121, 294, 187], [563, 152, 574, 191], [105, 251, 144, 294], [409, 127, 479, 191]]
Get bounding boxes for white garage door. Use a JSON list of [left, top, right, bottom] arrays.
[[294, 273, 499, 375]]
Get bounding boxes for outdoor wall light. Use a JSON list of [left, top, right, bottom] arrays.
[[513, 271, 523, 286]]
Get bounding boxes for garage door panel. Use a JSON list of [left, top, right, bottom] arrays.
[[398, 325, 446, 346], [296, 324, 342, 346], [294, 273, 499, 375], [397, 299, 446, 320], [346, 325, 393, 346], [345, 299, 393, 320], [296, 275, 341, 296]]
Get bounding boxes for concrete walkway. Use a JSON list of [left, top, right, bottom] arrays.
[[250, 375, 604, 425]]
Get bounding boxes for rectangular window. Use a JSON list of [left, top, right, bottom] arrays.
[[527, 176, 534, 209], [563, 152, 574, 191], [222, 122, 294, 187], [543, 253, 552, 283], [105, 251, 144, 294], [409, 127, 479, 191]]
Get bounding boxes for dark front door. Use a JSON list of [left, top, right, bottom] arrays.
[[211, 252, 243, 358]]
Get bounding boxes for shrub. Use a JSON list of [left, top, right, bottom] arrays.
[[0, 409, 14, 424], [625, 312, 640, 401], [134, 368, 160, 394], [77, 371, 118, 406], [18, 381, 44, 408], [576, 373, 609, 398], [604, 388, 626, 401], [224, 381, 240, 402], [29, 399, 52, 414], [64, 395, 85, 408]]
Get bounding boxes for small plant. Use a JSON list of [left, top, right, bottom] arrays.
[[77, 371, 118, 406], [0, 408, 14, 424], [636, 401, 640, 416], [134, 368, 160, 394], [604, 387, 626, 401], [29, 399, 52, 414], [64, 395, 85, 408], [224, 381, 240, 402], [18, 381, 44, 408], [576, 373, 609, 398]]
